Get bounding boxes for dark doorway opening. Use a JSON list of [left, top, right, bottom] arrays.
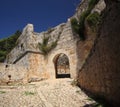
[[54, 53, 70, 78]]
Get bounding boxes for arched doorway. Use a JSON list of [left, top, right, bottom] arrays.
[[53, 53, 70, 78]]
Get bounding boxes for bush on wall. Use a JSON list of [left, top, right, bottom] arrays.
[[86, 12, 101, 31], [38, 34, 58, 55], [71, 0, 100, 40]]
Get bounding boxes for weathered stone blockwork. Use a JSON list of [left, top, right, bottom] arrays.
[[0, 0, 105, 84], [0, 63, 27, 84], [0, 19, 79, 83], [78, 1, 120, 106]]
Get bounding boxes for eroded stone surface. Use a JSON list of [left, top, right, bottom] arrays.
[[0, 79, 96, 107], [78, 1, 120, 106]]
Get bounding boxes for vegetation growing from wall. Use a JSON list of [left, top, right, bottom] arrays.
[[86, 12, 101, 31], [71, 0, 100, 40], [0, 31, 21, 62], [38, 34, 59, 55]]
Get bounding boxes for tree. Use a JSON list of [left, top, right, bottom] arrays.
[[0, 30, 21, 62]]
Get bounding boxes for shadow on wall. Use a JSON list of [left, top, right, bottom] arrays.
[[79, 87, 112, 107], [77, 1, 120, 107]]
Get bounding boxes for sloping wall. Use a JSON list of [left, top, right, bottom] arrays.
[[78, 1, 120, 106]]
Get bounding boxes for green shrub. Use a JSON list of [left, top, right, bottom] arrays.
[[71, 18, 79, 34], [24, 91, 36, 96], [0, 30, 21, 62], [87, 95, 111, 107], [79, 11, 90, 24], [78, 10, 91, 40], [0, 91, 6, 94], [38, 34, 58, 55], [71, 0, 100, 40], [86, 12, 101, 31], [0, 56, 5, 62], [78, 0, 100, 38], [71, 79, 78, 86], [0, 51, 7, 56], [88, 0, 99, 10]]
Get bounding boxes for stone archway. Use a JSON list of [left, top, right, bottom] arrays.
[[53, 53, 70, 78]]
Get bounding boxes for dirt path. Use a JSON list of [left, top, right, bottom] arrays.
[[0, 78, 96, 107]]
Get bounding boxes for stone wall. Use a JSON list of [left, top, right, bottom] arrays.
[[77, 1, 120, 106], [74, 0, 89, 19], [15, 52, 48, 82], [2, 19, 78, 81], [47, 21, 78, 78], [0, 63, 27, 84], [6, 24, 39, 64], [74, 0, 105, 19], [6, 22, 65, 64], [76, 0, 106, 74], [0, 0, 107, 85], [76, 25, 97, 74]]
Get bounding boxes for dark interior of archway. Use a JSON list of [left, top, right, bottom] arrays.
[[55, 54, 70, 78]]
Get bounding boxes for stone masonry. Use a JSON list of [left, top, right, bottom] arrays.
[[0, 0, 106, 86], [0, 21, 78, 84]]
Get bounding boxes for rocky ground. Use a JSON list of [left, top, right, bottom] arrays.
[[0, 78, 97, 107]]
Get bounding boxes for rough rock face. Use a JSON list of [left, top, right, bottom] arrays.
[[92, 0, 106, 14], [74, 0, 105, 19], [76, 0, 106, 72], [78, 1, 120, 106], [74, 0, 89, 19]]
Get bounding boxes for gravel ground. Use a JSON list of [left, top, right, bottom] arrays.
[[0, 78, 96, 107]]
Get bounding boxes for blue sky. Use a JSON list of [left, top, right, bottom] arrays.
[[0, 0, 81, 39]]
